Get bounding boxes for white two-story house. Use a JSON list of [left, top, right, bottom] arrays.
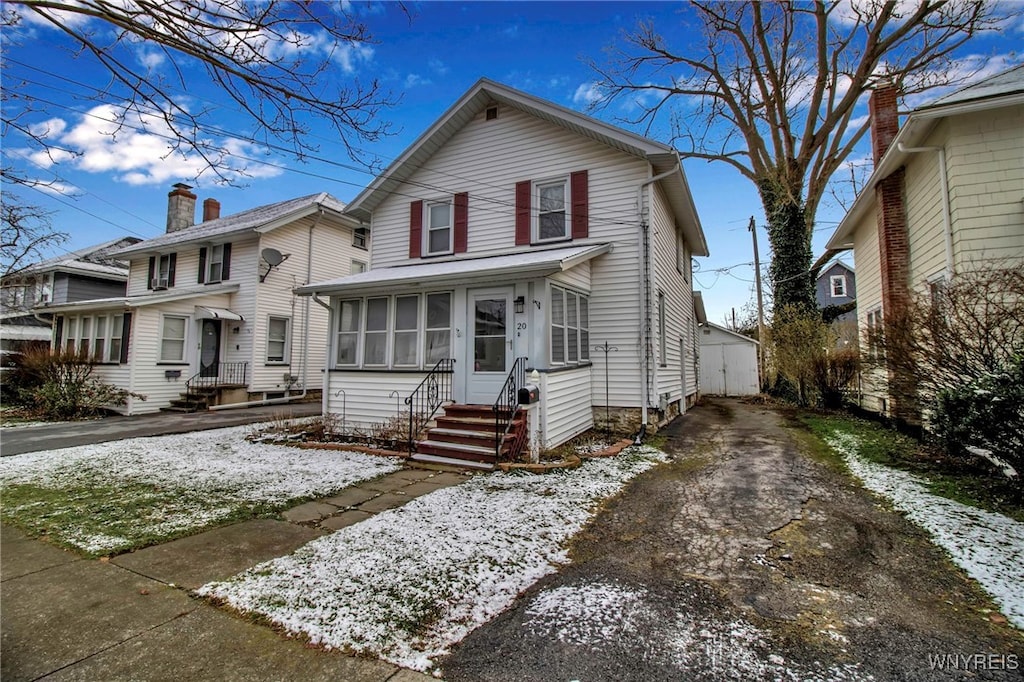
[[299, 79, 708, 467], [41, 185, 363, 413]]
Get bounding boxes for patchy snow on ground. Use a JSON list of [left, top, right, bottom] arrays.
[[521, 579, 870, 681], [198, 446, 667, 672], [0, 424, 401, 553], [826, 431, 1024, 629]]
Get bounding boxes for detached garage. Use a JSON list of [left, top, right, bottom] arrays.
[[699, 323, 760, 396]]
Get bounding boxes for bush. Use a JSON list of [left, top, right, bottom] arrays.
[[931, 354, 1024, 477], [17, 347, 144, 420], [768, 305, 859, 407]]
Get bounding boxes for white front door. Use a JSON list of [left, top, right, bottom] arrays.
[[466, 287, 514, 404]]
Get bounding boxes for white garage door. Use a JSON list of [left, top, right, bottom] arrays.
[[699, 343, 759, 396]]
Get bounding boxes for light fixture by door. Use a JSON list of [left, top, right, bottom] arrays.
[[259, 248, 291, 282], [514, 295, 525, 313]]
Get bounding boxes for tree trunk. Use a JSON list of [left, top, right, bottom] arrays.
[[759, 180, 815, 312]]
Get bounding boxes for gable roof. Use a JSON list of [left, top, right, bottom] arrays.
[[826, 65, 1024, 251], [816, 259, 855, 281], [8, 236, 141, 281], [344, 78, 708, 256], [115, 192, 351, 257], [700, 322, 760, 346]]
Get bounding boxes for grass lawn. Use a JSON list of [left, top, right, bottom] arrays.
[[797, 412, 1023, 523], [0, 424, 401, 556]]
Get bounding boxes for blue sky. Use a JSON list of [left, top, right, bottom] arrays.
[[2, 1, 1019, 325]]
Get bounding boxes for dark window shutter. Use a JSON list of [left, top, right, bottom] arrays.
[[221, 243, 231, 280], [147, 257, 155, 289], [515, 180, 531, 245], [571, 170, 589, 239], [54, 316, 64, 348], [167, 253, 177, 287], [198, 247, 207, 284], [409, 200, 423, 259], [454, 193, 469, 253], [120, 313, 132, 364]]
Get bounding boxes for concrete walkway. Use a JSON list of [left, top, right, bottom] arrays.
[[1, 466, 470, 682], [1, 401, 322, 456]]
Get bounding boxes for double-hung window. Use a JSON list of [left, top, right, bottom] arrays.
[[830, 275, 847, 298], [64, 317, 76, 352], [536, 180, 568, 242], [866, 308, 883, 361], [336, 300, 361, 366], [364, 297, 389, 366], [79, 317, 91, 356], [393, 296, 419, 366], [353, 227, 369, 250], [109, 314, 124, 363], [424, 293, 451, 364], [267, 316, 289, 363], [160, 315, 187, 363], [551, 286, 590, 365], [93, 315, 107, 362], [426, 201, 452, 255], [208, 244, 225, 283]]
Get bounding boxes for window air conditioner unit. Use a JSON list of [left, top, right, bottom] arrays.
[[151, 277, 169, 289]]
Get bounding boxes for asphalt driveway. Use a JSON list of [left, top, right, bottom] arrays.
[[442, 398, 1023, 681]]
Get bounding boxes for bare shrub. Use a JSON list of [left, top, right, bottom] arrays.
[[18, 346, 144, 419], [768, 306, 859, 407]]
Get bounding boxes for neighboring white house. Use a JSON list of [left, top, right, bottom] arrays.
[[298, 78, 709, 467], [698, 323, 760, 396], [824, 65, 1024, 421], [1, 237, 140, 350], [40, 185, 363, 413]]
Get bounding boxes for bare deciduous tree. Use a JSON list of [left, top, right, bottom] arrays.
[[592, 0, 1009, 309], [2, 0, 399, 186], [1, 192, 67, 278]]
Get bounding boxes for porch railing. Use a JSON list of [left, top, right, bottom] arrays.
[[405, 358, 455, 453], [186, 361, 248, 393], [493, 357, 528, 458]]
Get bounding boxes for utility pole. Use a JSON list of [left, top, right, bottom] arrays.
[[749, 216, 766, 389]]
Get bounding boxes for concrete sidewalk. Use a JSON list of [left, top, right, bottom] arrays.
[[0, 466, 467, 681], [1, 401, 322, 457]]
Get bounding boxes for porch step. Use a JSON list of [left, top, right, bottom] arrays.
[[408, 453, 495, 471], [440, 404, 515, 421], [414, 439, 497, 464], [429, 427, 500, 448]]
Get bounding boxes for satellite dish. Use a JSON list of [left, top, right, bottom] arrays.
[[261, 248, 284, 266]]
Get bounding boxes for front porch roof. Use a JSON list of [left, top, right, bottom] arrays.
[[297, 243, 611, 297], [36, 283, 240, 315]]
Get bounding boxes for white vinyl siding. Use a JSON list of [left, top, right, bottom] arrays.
[[540, 366, 593, 448]]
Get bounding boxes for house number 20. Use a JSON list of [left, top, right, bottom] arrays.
[[517, 322, 528, 330]]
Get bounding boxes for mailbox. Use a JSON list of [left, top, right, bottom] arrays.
[[518, 384, 540, 404]]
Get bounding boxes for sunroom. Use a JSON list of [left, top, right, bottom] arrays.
[[297, 244, 608, 466]]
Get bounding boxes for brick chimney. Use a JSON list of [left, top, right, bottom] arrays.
[[869, 80, 918, 424], [166, 183, 197, 233], [868, 78, 900, 165], [203, 198, 221, 222]]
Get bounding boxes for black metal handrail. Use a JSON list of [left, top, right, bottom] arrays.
[[493, 357, 528, 457], [405, 358, 455, 453], [186, 361, 248, 392]]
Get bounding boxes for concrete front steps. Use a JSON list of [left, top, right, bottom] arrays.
[[410, 404, 526, 469]]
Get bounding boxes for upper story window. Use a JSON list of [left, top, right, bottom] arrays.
[[353, 227, 369, 250], [148, 253, 177, 290], [351, 260, 367, 274], [426, 200, 453, 256], [199, 243, 231, 284], [536, 180, 569, 242], [830, 275, 847, 298]]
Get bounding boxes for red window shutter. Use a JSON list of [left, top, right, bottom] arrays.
[[454, 193, 469, 253], [409, 200, 423, 259], [515, 181, 531, 245], [571, 170, 589, 239]]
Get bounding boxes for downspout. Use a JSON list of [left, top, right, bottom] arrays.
[[210, 208, 326, 411], [897, 143, 954, 279], [311, 293, 333, 416], [634, 159, 679, 442]]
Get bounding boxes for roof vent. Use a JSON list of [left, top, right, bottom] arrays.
[[485, 105, 498, 121]]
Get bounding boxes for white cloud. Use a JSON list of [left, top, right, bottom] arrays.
[[8, 0, 92, 30], [404, 74, 431, 88], [572, 82, 604, 106], [428, 58, 449, 76], [20, 103, 282, 186], [333, 41, 374, 73]]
